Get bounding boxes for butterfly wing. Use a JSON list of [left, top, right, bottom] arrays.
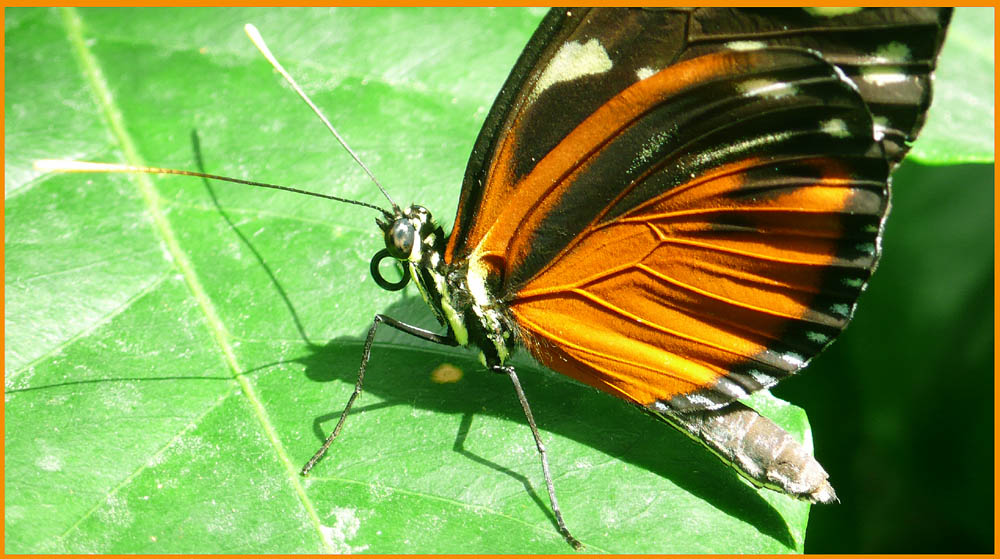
[[446, 7, 951, 265], [498, 47, 887, 411], [444, 8, 949, 413], [677, 7, 953, 168]]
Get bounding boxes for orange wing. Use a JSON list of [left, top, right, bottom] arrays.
[[469, 49, 889, 411], [510, 155, 884, 410]]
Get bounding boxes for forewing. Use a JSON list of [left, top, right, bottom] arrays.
[[447, 7, 691, 264], [445, 7, 950, 263]]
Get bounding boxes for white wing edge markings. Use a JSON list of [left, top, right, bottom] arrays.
[[860, 66, 909, 87], [738, 78, 798, 100], [803, 7, 864, 17], [726, 40, 767, 52]]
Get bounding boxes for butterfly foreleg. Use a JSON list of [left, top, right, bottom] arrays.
[[301, 313, 459, 476], [493, 364, 583, 550]]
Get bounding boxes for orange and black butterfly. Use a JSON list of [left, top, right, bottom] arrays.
[[361, 8, 951, 546], [40, 7, 952, 549]]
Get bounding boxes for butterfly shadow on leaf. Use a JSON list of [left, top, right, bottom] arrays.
[[187, 130, 799, 551], [293, 295, 800, 550]]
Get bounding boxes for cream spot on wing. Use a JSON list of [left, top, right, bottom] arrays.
[[685, 393, 718, 408], [781, 352, 805, 368], [842, 277, 864, 288], [806, 331, 831, 344], [748, 369, 775, 386], [531, 38, 612, 101], [804, 7, 863, 17], [738, 78, 797, 99], [726, 40, 766, 51], [821, 118, 850, 138], [874, 41, 912, 62], [861, 66, 908, 86], [635, 66, 656, 81], [873, 115, 891, 142]]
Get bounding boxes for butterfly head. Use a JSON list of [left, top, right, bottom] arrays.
[[371, 205, 446, 292], [377, 205, 441, 262]]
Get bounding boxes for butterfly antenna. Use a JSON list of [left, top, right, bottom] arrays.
[[244, 24, 399, 214], [33, 159, 392, 216]]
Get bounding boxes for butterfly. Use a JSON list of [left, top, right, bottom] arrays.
[[355, 7, 952, 547], [36, 7, 952, 550]]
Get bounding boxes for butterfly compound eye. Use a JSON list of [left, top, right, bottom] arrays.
[[386, 218, 416, 260]]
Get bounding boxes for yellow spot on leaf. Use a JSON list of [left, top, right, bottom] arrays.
[[430, 363, 463, 384]]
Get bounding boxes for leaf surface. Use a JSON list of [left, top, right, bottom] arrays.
[[5, 7, 987, 553]]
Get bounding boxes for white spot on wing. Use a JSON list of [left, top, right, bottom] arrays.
[[861, 66, 909, 86], [842, 277, 864, 288], [748, 369, 775, 386], [635, 66, 656, 81], [531, 39, 612, 101], [806, 331, 831, 344], [856, 242, 876, 255], [726, 40, 766, 51], [874, 41, 912, 63], [781, 352, 805, 368], [821, 118, 850, 138], [738, 78, 797, 100], [685, 393, 718, 408], [804, 7, 863, 17], [716, 379, 748, 398], [872, 115, 890, 142]]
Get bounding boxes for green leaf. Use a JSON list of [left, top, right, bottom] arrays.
[[910, 7, 994, 164], [5, 7, 983, 553]]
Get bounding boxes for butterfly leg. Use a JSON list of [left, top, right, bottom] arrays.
[[494, 364, 583, 550], [301, 313, 458, 475]]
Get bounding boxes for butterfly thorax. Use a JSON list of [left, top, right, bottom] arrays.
[[377, 204, 517, 369]]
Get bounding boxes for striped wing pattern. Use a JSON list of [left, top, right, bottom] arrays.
[[679, 7, 953, 168], [446, 7, 951, 265], [499, 49, 888, 410]]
